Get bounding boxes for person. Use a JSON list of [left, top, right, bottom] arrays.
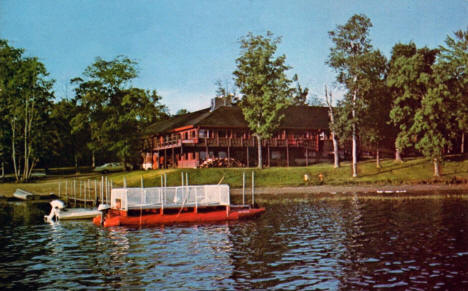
[[115, 198, 122, 210], [318, 173, 324, 184]]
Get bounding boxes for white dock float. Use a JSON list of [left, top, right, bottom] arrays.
[[57, 208, 101, 220]]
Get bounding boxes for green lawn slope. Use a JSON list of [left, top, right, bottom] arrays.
[[1, 156, 467, 197]]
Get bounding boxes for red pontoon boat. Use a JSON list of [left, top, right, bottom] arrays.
[[93, 184, 265, 227]]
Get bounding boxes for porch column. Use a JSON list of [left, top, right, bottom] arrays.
[[267, 144, 270, 167], [246, 146, 249, 167], [228, 146, 231, 167], [172, 147, 175, 168]]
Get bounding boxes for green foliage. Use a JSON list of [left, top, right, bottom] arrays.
[[387, 36, 465, 175], [0, 39, 55, 181], [214, 79, 238, 99], [234, 32, 293, 139], [175, 109, 189, 116], [437, 28, 468, 135], [387, 44, 439, 152], [233, 32, 294, 168], [291, 74, 310, 105], [327, 14, 388, 174], [72, 56, 168, 168]]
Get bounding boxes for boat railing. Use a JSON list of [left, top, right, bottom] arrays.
[[111, 184, 230, 211]]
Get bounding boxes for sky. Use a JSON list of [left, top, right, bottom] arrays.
[[1, 0, 467, 114]]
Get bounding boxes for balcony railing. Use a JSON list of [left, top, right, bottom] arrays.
[[150, 136, 323, 151]]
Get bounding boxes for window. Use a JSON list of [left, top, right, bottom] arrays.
[[199, 129, 206, 138]]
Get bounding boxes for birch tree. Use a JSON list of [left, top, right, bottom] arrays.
[[327, 14, 376, 177], [324, 85, 340, 168], [0, 40, 54, 181]]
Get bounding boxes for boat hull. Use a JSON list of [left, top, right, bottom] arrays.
[[93, 208, 266, 227]]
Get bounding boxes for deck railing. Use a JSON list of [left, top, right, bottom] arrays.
[[111, 184, 230, 211], [152, 136, 321, 150]]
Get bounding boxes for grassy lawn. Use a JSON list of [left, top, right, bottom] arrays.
[[1, 156, 467, 197]]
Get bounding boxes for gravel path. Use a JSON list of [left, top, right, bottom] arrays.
[[231, 183, 468, 195]]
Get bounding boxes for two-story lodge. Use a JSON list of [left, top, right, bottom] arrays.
[[141, 97, 334, 169]]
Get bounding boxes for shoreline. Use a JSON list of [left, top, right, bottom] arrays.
[[230, 183, 468, 195]]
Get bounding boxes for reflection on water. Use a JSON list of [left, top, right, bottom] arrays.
[[1, 193, 468, 289]]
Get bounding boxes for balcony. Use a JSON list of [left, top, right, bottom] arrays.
[[151, 136, 322, 151]]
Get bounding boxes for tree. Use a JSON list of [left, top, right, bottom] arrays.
[[175, 109, 189, 116], [215, 79, 237, 97], [234, 32, 293, 168], [290, 74, 309, 105], [437, 28, 468, 153], [72, 56, 167, 168], [0, 40, 54, 181], [324, 85, 340, 168], [387, 42, 418, 162], [50, 99, 90, 172], [388, 42, 461, 176], [387, 44, 439, 160], [327, 14, 378, 177], [357, 50, 389, 168], [411, 76, 457, 176]]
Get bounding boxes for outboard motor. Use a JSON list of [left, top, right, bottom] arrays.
[[44, 199, 65, 223], [97, 203, 111, 225]]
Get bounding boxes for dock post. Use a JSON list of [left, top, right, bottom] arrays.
[[140, 175, 144, 225], [251, 171, 255, 207], [181, 172, 184, 186], [242, 172, 245, 205], [58, 182, 61, 198], [79, 181, 82, 207], [74, 179, 77, 207], [164, 173, 167, 187], [105, 177, 108, 204], [87, 179, 90, 208], [94, 179, 97, 207], [101, 176, 104, 204]]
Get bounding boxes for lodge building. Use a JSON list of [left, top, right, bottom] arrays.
[[141, 97, 334, 169]]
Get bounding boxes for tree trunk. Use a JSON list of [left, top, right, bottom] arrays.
[[332, 132, 340, 168], [11, 119, 19, 181], [92, 151, 96, 168], [376, 146, 381, 168], [74, 154, 79, 173], [462, 132, 465, 154], [23, 104, 29, 181], [395, 141, 403, 163], [433, 158, 440, 177], [352, 89, 358, 177], [325, 85, 340, 168], [1, 161, 4, 179], [256, 135, 263, 169]]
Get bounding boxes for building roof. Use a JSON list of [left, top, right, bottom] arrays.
[[145, 105, 329, 136]]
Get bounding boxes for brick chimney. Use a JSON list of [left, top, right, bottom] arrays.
[[210, 95, 233, 112]]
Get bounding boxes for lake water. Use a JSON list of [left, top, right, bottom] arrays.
[[1, 192, 468, 290]]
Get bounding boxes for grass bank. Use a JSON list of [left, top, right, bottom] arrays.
[[1, 156, 467, 197]]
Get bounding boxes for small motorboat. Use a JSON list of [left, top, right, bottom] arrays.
[[45, 199, 101, 222], [93, 184, 265, 227]]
